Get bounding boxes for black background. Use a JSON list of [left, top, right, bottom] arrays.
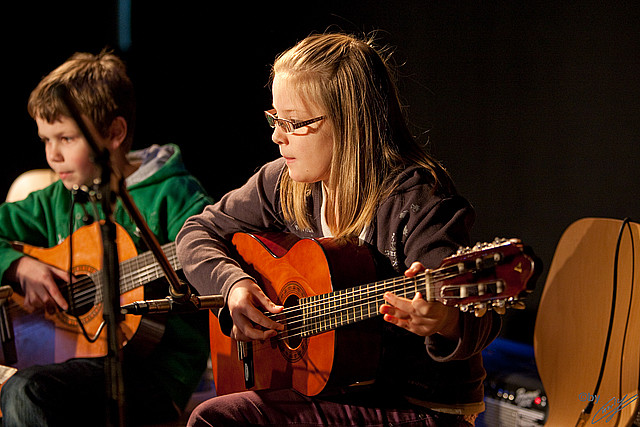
[[4, 1, 640, 345]]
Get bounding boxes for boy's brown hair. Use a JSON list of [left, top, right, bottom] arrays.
[[28, 50, 136, 152]]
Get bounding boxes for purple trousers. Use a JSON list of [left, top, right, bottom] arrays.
[[188, 388, 476, 426]]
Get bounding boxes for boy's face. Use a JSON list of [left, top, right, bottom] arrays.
[[36, 115, 99, 190]]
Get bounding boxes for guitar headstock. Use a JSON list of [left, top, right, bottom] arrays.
[[436, 238, 541, 317]]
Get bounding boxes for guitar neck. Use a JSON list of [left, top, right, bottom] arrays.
[[298, 271, 432, 338], [292, 255, 501, 338], [92, 242, 181, 298]]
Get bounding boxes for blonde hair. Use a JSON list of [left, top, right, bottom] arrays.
[[273, 33, 454, 238], [28, 50, 136, 152]]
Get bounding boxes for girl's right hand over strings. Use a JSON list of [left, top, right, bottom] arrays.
[[227, 278, 284, 342]]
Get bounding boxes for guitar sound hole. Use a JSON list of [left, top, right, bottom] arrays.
[[276, 282, 308, 363], [282, 295, 302, 350], [64, 275, 97, 317]]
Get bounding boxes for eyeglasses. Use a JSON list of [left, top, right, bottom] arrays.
[[264, 109, 325, 134]]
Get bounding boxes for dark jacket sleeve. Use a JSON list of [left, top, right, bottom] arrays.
[[176, 159, 287, 327], [372, 169, 500, 362]]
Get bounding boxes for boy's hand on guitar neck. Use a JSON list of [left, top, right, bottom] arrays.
[[380, 261, 461, 341], [227, 279, 284, 342], [6, 256, 70, 314]]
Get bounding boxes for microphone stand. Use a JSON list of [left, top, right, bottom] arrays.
[[58, 85, 125, 427], [98, 178, 124, 427], [59, 84, 210, 426]]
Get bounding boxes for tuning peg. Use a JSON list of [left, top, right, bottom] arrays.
[[473, 303, 487, 317], [491, 300, 506, 315], [507, 299, 526, 310], [456, 245, 470, 255]]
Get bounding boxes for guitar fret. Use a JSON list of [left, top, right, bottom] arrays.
[[318, 294, 325, 333], [369, 283, 377, 318], [313, 294, 320, 335], [340, 290, 346, 327], [310, 294, 319, 335], [335, 290, 341, 328], [317, 296, 322, 334], [325, 293, 331, 330], [328, 292, 333, 330], [318, 294, 325, 332], [332, 293, 337, 328], [405, 276, 412, 299], [312, 295, 318, 333], [344, 290, 349, 325], [344, 288, 350, 325], [424, 272, 432, 302]]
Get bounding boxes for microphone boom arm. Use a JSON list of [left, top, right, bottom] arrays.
[[121, 294, 224, 315]]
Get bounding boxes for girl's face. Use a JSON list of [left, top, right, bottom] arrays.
[[271, 74, 334, 184], [36, 115, 98, 190]]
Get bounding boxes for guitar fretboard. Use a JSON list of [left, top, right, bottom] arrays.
[[91, 242, 180, 301], [281, 258, 492, 341], [298, 273, 430, 337]]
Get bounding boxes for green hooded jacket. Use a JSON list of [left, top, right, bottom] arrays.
[[0, 143, 213, 410]]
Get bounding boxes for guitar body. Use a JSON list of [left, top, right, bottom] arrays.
[[210, 232, 381, 396], [7, 222, 145, 369], [534, 218, 640, 426]]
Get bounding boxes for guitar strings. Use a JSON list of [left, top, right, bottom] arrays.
[[263, 267, 466, 343], [249, 253, 519, 356], [243, 271, 468, 357], [266, 253, 518, 345], [58, 257, 174, 307], [63, 254, 438, 314], [53, 244, 179, 313], [283, 267, 455, 318], [60, 258, 454, 323], [277, 270, 447, 325], [4, 246, 180, 319], [51, 239, 509, 347], [267, 246, 524, 342]]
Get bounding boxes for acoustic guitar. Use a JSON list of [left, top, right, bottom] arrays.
[[2, 221, 180, 371], [535, 218, 640, 426], [210, 232, 540, 397]]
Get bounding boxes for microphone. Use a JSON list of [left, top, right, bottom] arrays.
[[121, 294, 224, 315]]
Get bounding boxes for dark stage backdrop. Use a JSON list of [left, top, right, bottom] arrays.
[[3, 1, 639, 344]]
